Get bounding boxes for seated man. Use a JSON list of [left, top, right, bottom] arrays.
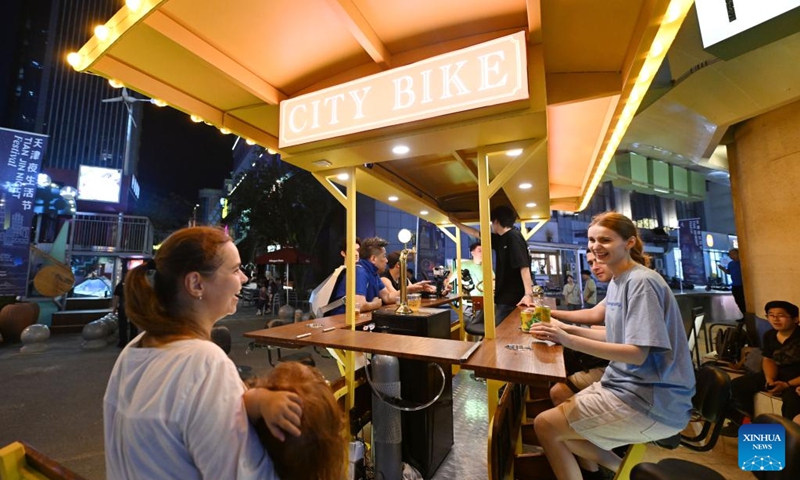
[[729, 300, 800, 425], [255, 362, 347, 480], [330, 237, 396, 315], [549, 252, 611, 406], [380, 251, 435, 296]]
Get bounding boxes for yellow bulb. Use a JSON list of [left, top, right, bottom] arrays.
[[126, 0, 142, 12], [245, 138, 256, 145], [66, 52, 81, 68], [220, 127, 231, 135], [94, 25, 110, 42], [665, 2, 683, 23], [267, 148, 277, 155], [650, 41, 664, 58], [152, 99, 167, 107], [108, 79, 124, 89], [190, 115, 203, 123], [639, 65, 654, 82]]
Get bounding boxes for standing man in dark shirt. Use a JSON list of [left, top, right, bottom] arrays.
[[719, 247, 745, 315], [450, 205, 534, 333]]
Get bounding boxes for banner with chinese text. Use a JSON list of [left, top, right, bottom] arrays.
[[679, 218, 706, 286], [0, 127, 48, 297]]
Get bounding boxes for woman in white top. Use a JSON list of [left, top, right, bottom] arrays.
[[530, 213, 694, 480], [104, 226, 304, 479]]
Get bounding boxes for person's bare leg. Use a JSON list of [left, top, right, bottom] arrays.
[[534, 406, 584, 480], [534, 406, 622, 479], [564, 439, 621, 472], [550, 382, 575, 406], [549, 384, 603, 473]]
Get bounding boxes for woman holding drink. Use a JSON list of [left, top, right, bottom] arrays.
[[529, 212, 695, 480]]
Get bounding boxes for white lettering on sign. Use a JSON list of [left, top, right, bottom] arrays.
[[279, 31, 529, 148], [696, 0, 800, 48]]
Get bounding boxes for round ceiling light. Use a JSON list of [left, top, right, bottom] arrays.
[[392, 145, 410, 155]]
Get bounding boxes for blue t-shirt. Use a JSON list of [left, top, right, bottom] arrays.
[[727, 260, 742, 286], [330, 259, 385, 315], [600, 264, 696, 430]]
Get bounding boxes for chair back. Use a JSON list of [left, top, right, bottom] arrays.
[[680, 365, 730, 451], [686, 306, 705, 366], [693, 365, 730, 422], [742, 312, 762, 349], [752, 414, 800, 480]]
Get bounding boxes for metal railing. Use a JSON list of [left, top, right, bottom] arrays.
[[68, 212, 154, 255]]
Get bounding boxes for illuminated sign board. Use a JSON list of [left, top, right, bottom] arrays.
[[78, 165, 122, 203], [279, 31, 529, 148], [696, 0, 800, 58]]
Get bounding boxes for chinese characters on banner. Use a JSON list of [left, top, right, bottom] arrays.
[[678, 218, 706, 286], [0, 127, 48, 297]]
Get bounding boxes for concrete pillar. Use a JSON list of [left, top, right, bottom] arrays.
[[728, 98, 800, 314]]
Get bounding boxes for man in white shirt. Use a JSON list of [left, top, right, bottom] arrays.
[[582, 269, 597, 308]]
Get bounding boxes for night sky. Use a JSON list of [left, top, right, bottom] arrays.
[[138, 106, 235, 202]]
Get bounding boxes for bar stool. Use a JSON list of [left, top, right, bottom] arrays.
[[630, 458, 726, 480]]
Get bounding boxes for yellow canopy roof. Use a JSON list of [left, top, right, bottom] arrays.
[[71, 0, 691, 222]]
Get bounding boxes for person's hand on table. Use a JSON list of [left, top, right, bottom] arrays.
[[529, 322, 567, 345], [442, 282, 453, 295], [421, 282, 437, 294], [408, 281, 432, 293], [517, 294, 534, 307]]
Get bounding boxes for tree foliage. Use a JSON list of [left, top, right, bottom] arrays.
[[226, 159, 339, 289], [133, 190, 193, 244]]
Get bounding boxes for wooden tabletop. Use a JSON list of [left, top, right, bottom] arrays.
[[245, 323, 478, 364], [419, 294, 463, 308], [461, 307, 566, 384], [245, 300, 565, 384]]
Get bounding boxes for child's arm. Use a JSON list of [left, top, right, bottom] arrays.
[[243, 388, 303, 441]]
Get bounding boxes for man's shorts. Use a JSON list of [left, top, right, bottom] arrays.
[[565, 367, 604, 393], [562, 382, 682, 450]]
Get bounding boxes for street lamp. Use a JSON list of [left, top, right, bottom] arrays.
[[191, 203, 199, 227]]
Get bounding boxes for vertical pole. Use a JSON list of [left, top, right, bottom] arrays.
[[344, 166, 358, 413], [455, 228, 464, 339], [476, 147, 495, 339], [123, 105, 133, 176]]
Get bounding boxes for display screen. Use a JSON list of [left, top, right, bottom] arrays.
[[78, 165, 122, 203]]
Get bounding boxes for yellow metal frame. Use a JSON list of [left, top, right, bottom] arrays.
[[312, 167, 358, 413], [0, 442, 48, 480]]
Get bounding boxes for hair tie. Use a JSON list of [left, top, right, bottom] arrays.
[[145, 258, 158, 287]]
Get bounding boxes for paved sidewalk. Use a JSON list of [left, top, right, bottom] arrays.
[[0, 302, 337, 479]]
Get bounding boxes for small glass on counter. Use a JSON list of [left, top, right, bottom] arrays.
[[407, 293, 422, 312]]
